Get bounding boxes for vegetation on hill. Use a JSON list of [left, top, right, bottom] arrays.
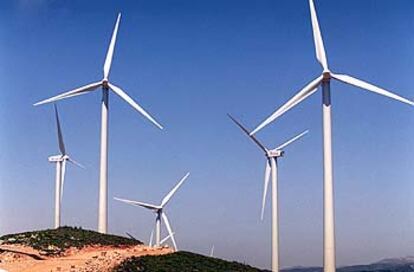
[[113, 251, 267, 272], [0, 226, 142, 256]]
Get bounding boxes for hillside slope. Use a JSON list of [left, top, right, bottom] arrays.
[[0, 226, 142, 256], [0, 227, 173, 272], [113, 251, 267, 272], [114, 252, 414, 272]]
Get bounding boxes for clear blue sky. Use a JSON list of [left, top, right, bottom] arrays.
[[1, 0, 414, 270]]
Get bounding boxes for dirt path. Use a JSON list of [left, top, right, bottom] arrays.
[[0, 244, 173, 272]]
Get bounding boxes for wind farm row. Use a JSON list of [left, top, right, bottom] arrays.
[[31, 1, 414, 272]]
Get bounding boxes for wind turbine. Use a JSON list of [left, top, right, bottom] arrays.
[[209, 245, 215, 257], [228, 114, 308, 272], [249, 1, 414, 272], [114, 172, 190, 251], [34, 13, 163, 234], [49, 104, 83, 228]]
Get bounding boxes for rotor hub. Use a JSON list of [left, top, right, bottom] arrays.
[[102, 79, 109, 89], [322, 71, 331, 81]]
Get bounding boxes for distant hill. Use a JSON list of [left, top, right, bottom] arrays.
[[113, 251, 268, 272], [0, 226, 142, 256], [282, 259, 414, 272]]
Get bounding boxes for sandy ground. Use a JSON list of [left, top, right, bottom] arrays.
[[0, 244, 173, 272]]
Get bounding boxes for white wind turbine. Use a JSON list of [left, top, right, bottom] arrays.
[[49, 104, 84, 228], [114, 172, 190, 251], [229, 114, 308, 272], [34, 13, 163, 234], [249, 1, 414, 272], [209, 245, 215, 257]]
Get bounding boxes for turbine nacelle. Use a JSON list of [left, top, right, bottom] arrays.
[[48, 155, 66, 162], [266, 149, 284, 158]]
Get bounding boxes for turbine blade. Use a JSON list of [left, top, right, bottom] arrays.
[[309, 0, 328, 70], [68, 157, 85, 169], [161, 172, 190, 208], [114, 197, 160, 210], [126, 232, 137, 241], [250, 76, 323, 135], [160, 232, 175, 245], [54, 104, 66, 155], [34, 82, 102, 106], [108, 83, 164, 129], [104, 13, 121, 79], [261, 159, 271, 220], [162, 212, 177, 251], [275, 130, 309, 151], [331, 73, 414, 106], [149, 229, 154, 247], [227, 114, 268, 153], [60, 159, 66, 202]]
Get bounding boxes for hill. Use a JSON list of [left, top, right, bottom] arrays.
[[0, 227, 171, 272], [113, 251, 268, 272], [283, 260, 414, 272], [0, 226, 142, 256]]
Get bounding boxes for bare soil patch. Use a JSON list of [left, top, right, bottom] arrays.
[[0, 244, 173, 272]]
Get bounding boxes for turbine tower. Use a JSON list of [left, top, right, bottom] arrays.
[[249, 1, 414, 272], [49, 104, 83, 228], [229, 114, 308, 272], [209, 245, 215, 257], [34, 13, 163, 234], [114, 172, 190, 251]]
